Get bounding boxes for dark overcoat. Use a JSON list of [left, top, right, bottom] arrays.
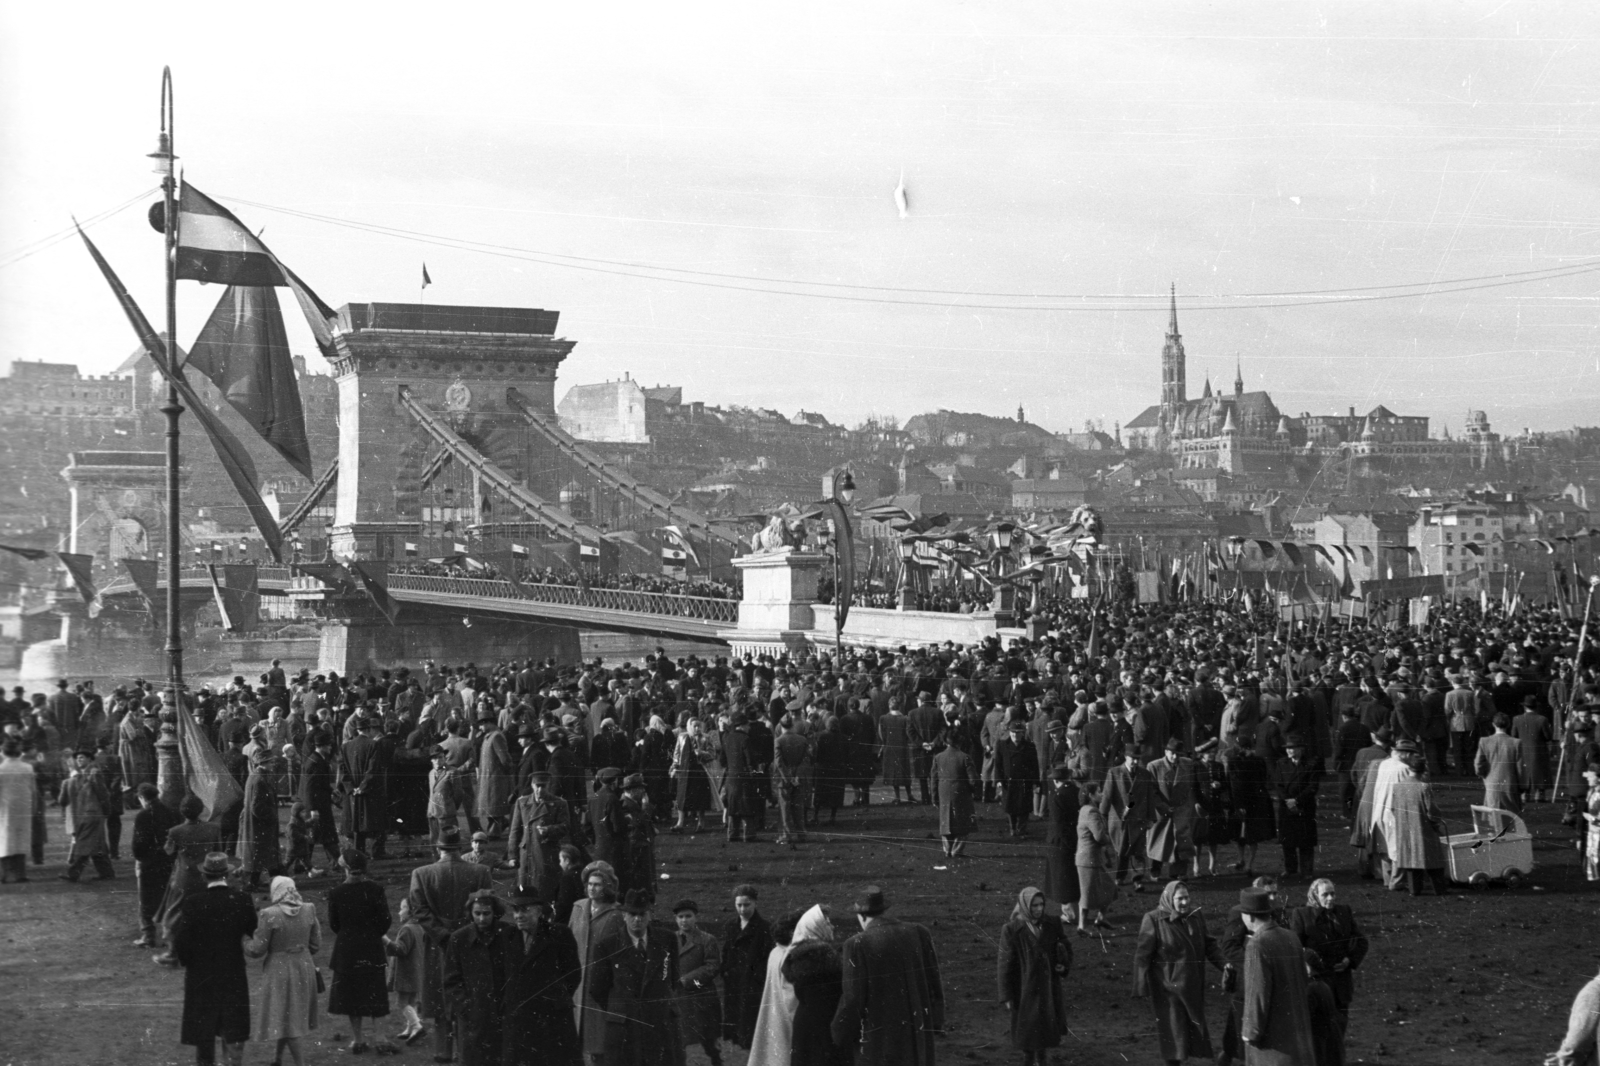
[[588, 782, 624, 868], [407, 855, 493, 1018], [175, 883, 258, 1047], [784, 940, 851, 1066], [501, 920, 583, 1066], [1241, 925, 1315, 1066], [831, 918, 944, 1066], [995, 737, 1041, 819], [720, 912, 772, 1048], [931, 746, 979, 837], [1274, 756, 1321, 850], [1289, 903, 1368, 1013], [589, 924, 685, 1066], [340, 734, 390, 835], [1133, 907, 1228, 1060], [509, 792, 570, 900], [443, 920, 513, 1066], [996, 916, 1072, 1052], [1042, 781, 1081, 907], [674, 925, 723, 1046]]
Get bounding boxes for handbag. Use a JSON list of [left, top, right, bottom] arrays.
[[315, 967, 326, 994]]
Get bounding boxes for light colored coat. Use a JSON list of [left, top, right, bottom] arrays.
[[475, 729, 515, 820], [0, 755, 36, 858], [1475, 732, 1523, 811]]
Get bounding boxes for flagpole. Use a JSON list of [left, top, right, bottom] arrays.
[[154, 68, 186, 703]]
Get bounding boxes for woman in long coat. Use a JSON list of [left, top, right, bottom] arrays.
[[1132, 880, 1229, 1063], [720, 889, 773, 1049], [997, 886, 1073, 1065], [671, 718, 714, 833], [783, 929, 848, 1066], [1041, 768, 1080, 920], [932, 738, 980, 857], [245, 875, 321, 1063], [878, 708, 913, 801], [570, 862, 625, 1060], [671, 900, 724, 1060], [1074, 783, 1117, 935], [474, 718, 515, 833], [811, 718, 850, 824], [238, 746, 282, 891], [1223, 742, 1275, 876], [327, 850, 392, 1052], [1193, 743, 1231, 878]]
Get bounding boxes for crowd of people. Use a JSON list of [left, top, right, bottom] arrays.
[[2, 591, 1600, 1064], [388, 560, 741, 600]]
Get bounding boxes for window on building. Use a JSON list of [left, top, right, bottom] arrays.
[[1446, 563, 1454, 572]]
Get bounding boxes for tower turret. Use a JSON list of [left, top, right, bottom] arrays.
[[1160, 283, 1186, 410]]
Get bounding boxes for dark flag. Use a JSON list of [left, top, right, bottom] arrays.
[[822, 497, 855, 632], [349, 560, 399, 624], [122, 558, 161, 612], [206, 564, 237, 630], [76, 223, 285, 561], [422, 263, 432, 288], [176, 183, 340, 363], [175, 699, 243, 821], [187, 284, 313, 479], [56, 552, 97, 604], [0, 544, 50, 561]]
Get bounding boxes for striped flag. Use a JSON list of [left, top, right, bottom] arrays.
[[579, 544, 600, 558], [511, 543, 529, 558], [453, 542, 469, 555], [404, 542, 419, 557]]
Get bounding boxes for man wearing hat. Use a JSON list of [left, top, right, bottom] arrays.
[[831, 885, 944, 1066], [1145, 737, 1197, 881], [771, 716, 812, 848], [58, 748, 115, 882], [509, 771, 569, 902], [442, 888, 514, 1066], [617, 773, 656, 901], [589, 889, 682, 1066], [907, 691, 945, 806], [407, 827, 493, 1062], [474, 708, 515, 840], [174, 852, 258, 1066], [671, 899, 724, 1066], [1237, 887, 1315, 1064], [500, 888, 583, 1066], [994, 716, 1041, 838], [719, 713, 759, 843], [341, 714, 391, 860], [1275, 734, 1322, 880], [1385, 741, 1450, 896]]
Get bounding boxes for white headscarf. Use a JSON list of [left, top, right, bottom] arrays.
[[750, 906, 832, 1066], [791, 904, 833, 945]]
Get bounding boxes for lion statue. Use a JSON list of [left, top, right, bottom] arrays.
[[750, 513, 806, 554]]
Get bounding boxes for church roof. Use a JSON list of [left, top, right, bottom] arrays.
[[1125, 405, 1163, 430]]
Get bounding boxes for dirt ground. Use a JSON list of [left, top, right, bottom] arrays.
[[2, 773, 1593, 1066]]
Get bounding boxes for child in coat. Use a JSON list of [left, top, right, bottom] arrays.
[[384, 898, 427, 1043]]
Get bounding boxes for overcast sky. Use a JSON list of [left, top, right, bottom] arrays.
[[4, 2, 1600, 441]]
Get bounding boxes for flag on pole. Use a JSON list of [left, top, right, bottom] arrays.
[[348, 560, 399, 624], [579, 544, 600, 558], [659, 525, 701, 567], [511, 543, 529, 558], [453, 542, 469, 555], [186, 284, 313, 479], [175, 701, 243, 821], [206, 564, 237, 631], [76, 224, 285, 560], [422, 263, 432, 288], [57, 552, 97, 605], [404, 542, 419, 557], [0, 544, 50, 561], [121, 558, 161, 613]]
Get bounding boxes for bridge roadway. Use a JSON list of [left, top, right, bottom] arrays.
[[381, 573, 737, 641]]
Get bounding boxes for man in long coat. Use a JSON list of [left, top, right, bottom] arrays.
[[1510, 698, 1553, 803], [1475, 713, 1523, 811], [1347, 727, 1391, 880], [509, 772, 570, 901], [58, 750, 115, 881], [475, 710, 516, 835], [907, 693, 945, 805], [570, 861, 626, 1060], [831, 886, 945, 1066], [175, 853, 258, 1066], [1238, 888, 1315, 1066], [1102, 747, 1156, 887], [588, 890, 684, 1066], [1274, 735, 1321, 878], [994, 719, 1041, 837], [618, 775, 657, 899], [0, 739, 37, 883], [720, 715, 760, 843], [1386, 744, 1450, 896], [298, 732, 341, 871], [1145, 738, 1197, 879], [409, 828, 493, 1062], [341, 716, 391, 857], [878, 706, 913, 805], [118, 708, 159, 805], [589, 768, 625, 867], [843, 699, 879, 807], [502, 890, 583, 1066], [932, 737, 980, 857], [720, 884, 771, 1050], [442, 889, 513, 1066], [671, 899, 723, 1066]]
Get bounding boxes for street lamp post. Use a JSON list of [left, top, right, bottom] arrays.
[[831, 470, 855, 652], [898, 537, 916, 610]]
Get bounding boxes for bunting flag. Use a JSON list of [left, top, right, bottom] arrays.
[[1085, 611, 1099, 661], [1280, 543, 1303, 567], [422, 263, 432, 289], [1254, 540, 1277, 559], [176, 183, 341, 364], [822, 497, 856, 632], [76, 224, 284, 560], [511, 543, 529, 558], [659, 525, 702, 567], [57, 552, 97, 605], [1310, 544, 1335, 563], [121, 558, 161, 612], [1360, 546, 1375, 566], [1532, 539, 1556, 555], [0, 544, 50, 561], [290, 561, 356, 593], [1463, 543, 1484, 556], [175, 699, 243, 821], [348, 560, 399, 624], [206, 564, 237, 630], [186, 284, 313, 479], [221, 564, 261, 631]]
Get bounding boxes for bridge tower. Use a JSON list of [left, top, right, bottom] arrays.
[[318, 302, 582, 674]]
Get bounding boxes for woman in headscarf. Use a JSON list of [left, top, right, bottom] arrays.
[[749, 906, 832, 1066], [997, 886, 1072, 1066], [670, 717, 713, 835], [238, 745, 282, 892], [1074, 782, 1117, 936], [782, 905, 847, 1066], [641, 714, 676, 820], [1132, 880, 1230, 1065], [245, 875, 321, 1066], [326, 849, 393, 1053], [1288, 878, 1368, 1026]]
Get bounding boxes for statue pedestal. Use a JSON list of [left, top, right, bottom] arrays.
[[719, 550, 826, 659]]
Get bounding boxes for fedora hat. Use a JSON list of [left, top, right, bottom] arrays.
[[622, 889, 653, 915], [437, 826, 464, 851], [852, 885, 889, 916], [200, 852, 232, 878], [1237, 887, 1275, 916]]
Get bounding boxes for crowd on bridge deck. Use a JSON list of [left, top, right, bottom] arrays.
[[387, 560, 741, 600], [5, 590, 1600, 1064]]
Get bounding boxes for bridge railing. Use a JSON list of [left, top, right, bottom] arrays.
[[386, 574, 739, 624], [99, 566, 295, 596]]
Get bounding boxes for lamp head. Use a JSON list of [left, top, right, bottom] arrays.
[[147, 131, 175, 178], [836, 470, 856, 504]]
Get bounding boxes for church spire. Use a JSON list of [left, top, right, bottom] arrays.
[[1160, 281, 1186, 410], [1233, 356, 1244, 397], [1202, 375, 1212, 399]]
